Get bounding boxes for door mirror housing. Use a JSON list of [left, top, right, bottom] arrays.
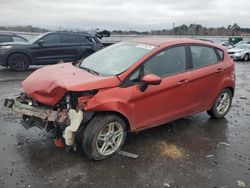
[[139, 74, 162, 92], [37, 39, 45, 46]]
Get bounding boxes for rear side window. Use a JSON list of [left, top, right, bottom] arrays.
[[216, 48, 224, 61], [0, 35, 12, 42], [42, 34, 60, 44], [190, 46, 218, 68], [144, 46, 187, 77], [61, 34, 81, 43]]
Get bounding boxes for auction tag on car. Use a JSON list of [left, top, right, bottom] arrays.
[[136, 44, 155, 50]]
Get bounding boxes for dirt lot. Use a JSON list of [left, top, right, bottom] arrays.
[[0, 62, 250, 188]]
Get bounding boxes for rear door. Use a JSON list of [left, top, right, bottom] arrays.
[[188, 45, 225, 112], [126, 45, 194, 129], [58, 34, 85, 62]]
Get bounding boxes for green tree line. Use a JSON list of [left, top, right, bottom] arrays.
[[112, 23, 249, 36], [0, 23, 249, 36]]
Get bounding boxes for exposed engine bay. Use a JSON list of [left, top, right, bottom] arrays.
[[4, 92, 95, 150]]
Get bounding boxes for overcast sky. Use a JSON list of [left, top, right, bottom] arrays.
[[0, 0, 249, 31]]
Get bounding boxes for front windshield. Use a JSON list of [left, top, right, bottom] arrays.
[[234, 44, 250, 49], [79, 42, 156, 76]]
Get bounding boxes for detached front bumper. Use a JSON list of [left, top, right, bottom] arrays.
[[4, 98, 58, 121], [4, 97, 65, 129], [4, 95, 85, 146]]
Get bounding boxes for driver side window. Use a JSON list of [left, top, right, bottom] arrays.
[[144, 46, 187, 77], [42, 34, 60, 44]]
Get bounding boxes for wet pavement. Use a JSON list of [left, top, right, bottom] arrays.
[[0, 62, 250, 188]]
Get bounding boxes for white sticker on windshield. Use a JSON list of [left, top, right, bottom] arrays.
[[136, 44, 155, 50]]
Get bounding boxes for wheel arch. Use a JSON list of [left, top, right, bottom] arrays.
[[226, 86, 234, 96], [208, 86, 234, 110], [104, 111, 131, 131], [6, 51, 32, 66]]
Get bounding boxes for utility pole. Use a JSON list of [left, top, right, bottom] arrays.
[[172, 22, 175, 35]]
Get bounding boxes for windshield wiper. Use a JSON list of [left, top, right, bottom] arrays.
[[81, 66, 99, 75]]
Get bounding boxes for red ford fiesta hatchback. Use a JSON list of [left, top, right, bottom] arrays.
[[5, 38, 235, 160]]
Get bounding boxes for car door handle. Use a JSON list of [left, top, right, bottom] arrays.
[[177, 79, 189, 85], [215, 68, 224, 73]]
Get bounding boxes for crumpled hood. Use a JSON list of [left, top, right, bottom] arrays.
[[22, 63, 120, 106]]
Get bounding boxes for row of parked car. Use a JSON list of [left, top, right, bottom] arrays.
[[227, 41, 250, 61], [0, 32, 249, 71], [0, 31, 110, 71]]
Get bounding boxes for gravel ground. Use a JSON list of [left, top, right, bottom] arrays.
[[0, 62, 250, 188]]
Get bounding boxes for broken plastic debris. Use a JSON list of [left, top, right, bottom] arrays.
[[163, 182, 170, 187], [219, 142, 230, 146], [206, 155, 214, 158], [63, 109, 83, 146], [118, 150, 139, 159], [237, 180, 246, 187], [239, 97, 247, 100]]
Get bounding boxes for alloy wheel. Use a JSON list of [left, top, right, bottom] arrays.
[[96, 122, 124, 156]]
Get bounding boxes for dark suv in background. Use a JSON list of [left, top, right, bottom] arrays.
[[0, 33, 28, 43], [0, 32, 103, 71]]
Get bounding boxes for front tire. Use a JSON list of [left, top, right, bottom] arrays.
[[8, 53, 30, 71], [243, 54, 249, 61], [82, 114, 127, 160], [207, 88, 232, 119]]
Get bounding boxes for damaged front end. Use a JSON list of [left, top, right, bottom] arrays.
[[4, 91, 95, 149]]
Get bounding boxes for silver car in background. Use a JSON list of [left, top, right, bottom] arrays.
[[228, 44, 250, 61]]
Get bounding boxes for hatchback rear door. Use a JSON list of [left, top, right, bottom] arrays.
[[188, 45, 225, 112], [57, 34, 87, 62]]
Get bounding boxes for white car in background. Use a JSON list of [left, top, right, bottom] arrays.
[[228, 44, 250, 61]]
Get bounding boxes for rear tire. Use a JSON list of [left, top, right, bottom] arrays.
[[8, 53, 30, 71], [207, 88, 232, 119], [82, 113, 127, 161]]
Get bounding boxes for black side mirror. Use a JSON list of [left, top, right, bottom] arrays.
[[37, 40, 45, 46]]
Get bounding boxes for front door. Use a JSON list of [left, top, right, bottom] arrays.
[[128, 45, 194, 129], [29, 33, 63, 64]]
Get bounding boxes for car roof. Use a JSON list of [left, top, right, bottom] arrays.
[[52, 31, 92, 37], [130, 37, 223, 49], [0, 33, 15, 36]]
